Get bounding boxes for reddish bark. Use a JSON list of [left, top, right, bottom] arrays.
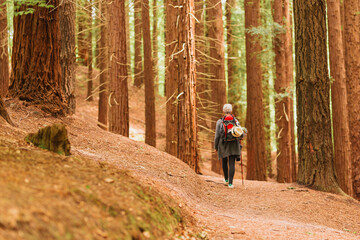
[[108, 0, 129, 136], [245, 0, 267, 181], [294, 0, 339, 193], [327, 0, 352, 195], [142, 0, 156, 147], [343, 0, 360, 199], [177, 0, 200, 173], [0, 1, 9, 98], [133, 0, 143, 87], [273, 0, 295, 183], [97, 2, 108, 130], [208, 0, 227, 174], [9, 1, 68, 116], [165, 0, 179, 156]]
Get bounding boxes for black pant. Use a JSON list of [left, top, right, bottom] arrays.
[[222, 155, 236, 185]]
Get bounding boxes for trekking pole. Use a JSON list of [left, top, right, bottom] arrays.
[[240, 140, 244, 186]]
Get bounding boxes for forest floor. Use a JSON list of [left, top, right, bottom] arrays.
[[1, 66, 360, 239]]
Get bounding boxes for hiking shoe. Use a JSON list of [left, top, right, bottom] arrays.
[[224, 179, 229, 185], [228, 184, 234, 188]]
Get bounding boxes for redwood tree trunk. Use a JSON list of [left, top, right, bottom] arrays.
[[77, 0, 88, 65], [293, 0, 339, 193], [226, 0, 236, 98], [9, 1, 68, 116], [152, 0, 158, 94], [343, 0, 360, 199], [125, 0, 132, 84], [245, 0, 267, 181], [273, 0, 295, 183], [195, 0, 208, 131], [98, 2, 108, 130], [165, 0, 179, 156], [177, 0, 200, 173], [108, 0, 129, 136], [86, 0, 94, 102], [0, 1, 9, 98], [60, 0, 76, 114], [134, 0, 143, 87], [0, 98, 14, 126], [142, 0, 156, 147], [208, 0, 226, 174], [327, 0, 353, 195], [284, 0, 297, 183]]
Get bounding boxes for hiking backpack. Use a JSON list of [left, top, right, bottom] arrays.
[[221, 114, 239, 142]]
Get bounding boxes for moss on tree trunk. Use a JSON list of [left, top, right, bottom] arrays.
[[26, 124, 71, 156]]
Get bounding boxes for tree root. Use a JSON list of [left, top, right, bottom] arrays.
[[0, 98, 15, 126]]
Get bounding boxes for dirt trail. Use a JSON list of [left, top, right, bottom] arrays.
[[2, 97, 360, 240]]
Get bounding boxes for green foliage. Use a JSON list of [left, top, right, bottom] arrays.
[[13, 0, 54, 16]]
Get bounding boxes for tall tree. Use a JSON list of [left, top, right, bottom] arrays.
[[273, 0, 295, 183], [195, 0, 208, 131], [152, 0, 159, 94], [59, 0, 76, 114], [284, 0, 297, 183], [177, 0, 200, 173], [327, 0, 352, 195], [293, 0, 339, 192], [0, 1, 9, 97], [77, 0, 88, 65], [245, 0, 267, 180], [133, 0, 143, 87], [108, 0, 129, 136], [142, 0, 156, 146], [343, 0, 360, 199], [86, 0, 94, 102], [208, 0, 226, 174], [226, 0, 236, 98], [98, 2, 108, 130], [125, 0, 132, 84], [9, 0, 68, 116], [165, 0, 179, 156]]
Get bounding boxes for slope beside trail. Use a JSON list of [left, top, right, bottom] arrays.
[[2, 96, 360, 240]]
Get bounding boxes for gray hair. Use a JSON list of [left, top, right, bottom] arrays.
[[223, 104, 233, 114]]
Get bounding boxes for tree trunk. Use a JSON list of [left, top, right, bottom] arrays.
[[343, 0, 360, 199], [152, 0, 158, 94], [245, 0, 267, 181], [293, 0, 339, 193], [165, 0, 179, 156], [195, 0, 208, 131], [177, 0, 200, 173], [59, 0, 76, 114], [142, 0, 156, 147], [77, 0, 88, 65], [9, 1, 68, 116], [134, 0, 143, 87], [86, 0, 94, 102], [0, 1, 9, 98], [273, 0, 295, 183], [327, 0, 353, 196], [98, 2, 108, 130], [0, 98, 14, 126], [226, 0, 236, 98], [108, 0, 129, 136], [125, 0, 132, 85], [284, 0, 297, 183], [208, 0, 226, 174]]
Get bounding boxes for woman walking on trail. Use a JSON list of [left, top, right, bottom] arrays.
[[214, 104, 244, 188]]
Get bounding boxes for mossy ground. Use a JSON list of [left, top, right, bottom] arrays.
[[0, 136, 188, 240]]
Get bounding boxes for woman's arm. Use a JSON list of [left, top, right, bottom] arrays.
[[214, 120, 221, 150]]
